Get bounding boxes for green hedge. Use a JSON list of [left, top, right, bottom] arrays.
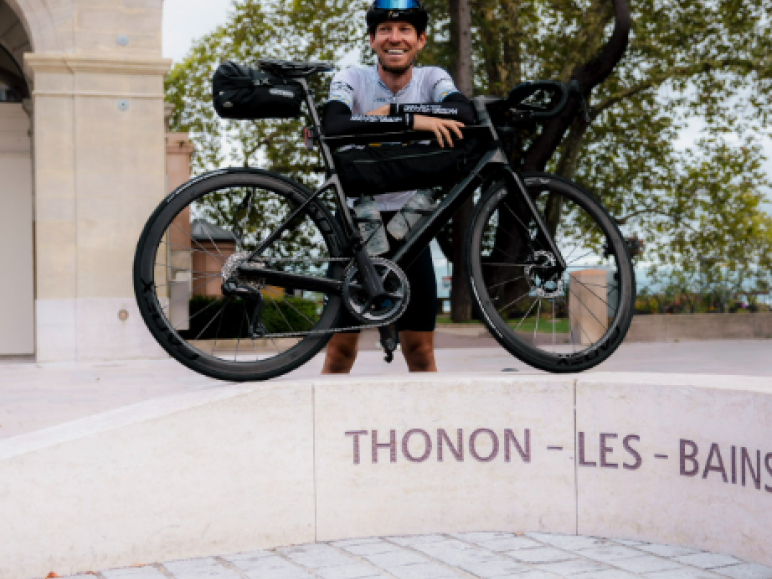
[[179, 295, 319, 340]]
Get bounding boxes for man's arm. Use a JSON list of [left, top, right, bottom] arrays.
[[324, 101, 466, 147], [389, 94, 477, 125], [323, 101, 414, 136]]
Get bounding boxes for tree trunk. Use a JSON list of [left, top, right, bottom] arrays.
[[450, 0, 475, 322], [522, 0, 631, 173]]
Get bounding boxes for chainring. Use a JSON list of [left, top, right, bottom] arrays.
[[343, 257, 410, 325]]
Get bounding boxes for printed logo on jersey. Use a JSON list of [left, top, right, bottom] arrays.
[[330, 80, 355, 108], [431, 77, 460, 102]]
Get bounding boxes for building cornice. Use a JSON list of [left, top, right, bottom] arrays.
[[24, 54, 173, 76]]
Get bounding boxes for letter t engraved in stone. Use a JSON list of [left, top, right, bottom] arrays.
[[680, 439, 699, 477], [372, 429, 397, 463], [578, 432, 597, 467], [345, 430, 368, 465], [600, 433, 619, 469]]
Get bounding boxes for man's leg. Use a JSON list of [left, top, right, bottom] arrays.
[[399, 330, 437, 372], [322, 333, 361, 374]]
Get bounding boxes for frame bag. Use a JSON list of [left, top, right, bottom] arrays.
[[333, 138, 485, 195], [212, 61, 304, 120]]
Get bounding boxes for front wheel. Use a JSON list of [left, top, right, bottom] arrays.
[[465, 172, 636, 373]]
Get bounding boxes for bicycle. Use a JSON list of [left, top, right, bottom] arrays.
[[133, 58, 636, 381]]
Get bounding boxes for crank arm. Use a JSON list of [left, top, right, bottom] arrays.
[[503, 169, 567, 270], [238, 263, 343, 295]]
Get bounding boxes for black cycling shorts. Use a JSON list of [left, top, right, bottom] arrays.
[[335, 210, 437, 334]]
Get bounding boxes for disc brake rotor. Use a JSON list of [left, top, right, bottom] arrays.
[[525, 250, 565, 299]]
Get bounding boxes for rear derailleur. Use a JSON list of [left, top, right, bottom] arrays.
[[222, 251, 267, 339]]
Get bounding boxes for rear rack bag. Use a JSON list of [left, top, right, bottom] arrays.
[[212, 61, 304, 120]]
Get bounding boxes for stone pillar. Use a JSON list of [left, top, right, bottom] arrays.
[[166, 132, 195, 331], [25, 53, 172, 361], [0, 102, 34, 356], [569, 269, 608, 346]]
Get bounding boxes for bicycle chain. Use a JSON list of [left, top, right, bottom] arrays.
[[244, 256, 398, 339]]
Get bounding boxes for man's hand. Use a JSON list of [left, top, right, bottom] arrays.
[[413, 115, 464, 148]]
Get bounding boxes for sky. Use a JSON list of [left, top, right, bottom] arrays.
[[162, 0, 771, 213]]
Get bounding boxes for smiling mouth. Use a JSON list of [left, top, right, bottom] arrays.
[[385, 49, 407, 55]]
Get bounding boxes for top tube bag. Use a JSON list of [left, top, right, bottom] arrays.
[[332, 138, 486, 196], [212, 61, 304, 120]]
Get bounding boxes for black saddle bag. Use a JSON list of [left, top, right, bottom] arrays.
[[212, 61, 304, 120], [333, 138, 486, 196]]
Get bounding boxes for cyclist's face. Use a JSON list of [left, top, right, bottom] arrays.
[[370, 21, 426, 74]]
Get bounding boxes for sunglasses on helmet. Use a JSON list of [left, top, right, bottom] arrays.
[[373, 0, 422, 9]]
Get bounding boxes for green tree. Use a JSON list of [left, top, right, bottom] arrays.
[[168, 0, 772, 322]]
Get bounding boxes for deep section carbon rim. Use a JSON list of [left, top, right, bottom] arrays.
[[134, 171, 346, 381]]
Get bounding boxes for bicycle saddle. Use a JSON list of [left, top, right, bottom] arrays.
[[257, 58, 335, 78]]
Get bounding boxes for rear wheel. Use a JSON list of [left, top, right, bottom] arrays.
[[133, 170, 347, 382], [465, 172, 635, 373]]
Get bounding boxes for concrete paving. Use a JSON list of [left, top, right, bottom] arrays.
[[1, 339, 771, 440], [60, 532, 772, 579]]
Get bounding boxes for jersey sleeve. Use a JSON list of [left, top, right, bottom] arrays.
[[328, 70, 356, 110], [389, 92, 476, 125], [323, 101, 413, 137], [427, 67, 462, 102]]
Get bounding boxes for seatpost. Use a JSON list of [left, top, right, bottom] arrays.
[[297, 77, 335, 174]]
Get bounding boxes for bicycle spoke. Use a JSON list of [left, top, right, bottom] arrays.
[[487, 275, 525, 290], [571, 277, 616, 312], [534, 298, 542, 343], [212, 300, 229, 355], [194, 300, 226, 341], [171, 221, 224, 266], [513, 299, 539, 332], [568, 286, 608, 336], [497, 290, 531, 315]]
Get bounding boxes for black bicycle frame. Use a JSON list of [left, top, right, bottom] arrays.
[[243, 77, 566, 296]]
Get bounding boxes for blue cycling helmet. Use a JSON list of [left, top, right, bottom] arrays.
[[366, 0, 429, 35]]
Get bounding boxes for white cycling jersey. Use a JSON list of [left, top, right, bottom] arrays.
[[329, 64, 461, 211]]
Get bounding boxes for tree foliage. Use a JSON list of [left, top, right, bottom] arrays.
[[167, 0, 772, 313]]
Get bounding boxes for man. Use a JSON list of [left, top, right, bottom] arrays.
[[321, 0, 476, 375]]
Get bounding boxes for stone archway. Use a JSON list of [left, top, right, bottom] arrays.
[[0, 9, 34, 357]]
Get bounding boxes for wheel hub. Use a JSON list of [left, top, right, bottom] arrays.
[[525, 250, 565, 299]]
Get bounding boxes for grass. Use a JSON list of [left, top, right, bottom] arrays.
[[437, 316, 571, 334]]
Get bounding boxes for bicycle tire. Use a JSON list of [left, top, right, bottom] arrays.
[[133, 168, 347, 382], [465, 172, 636, 373]]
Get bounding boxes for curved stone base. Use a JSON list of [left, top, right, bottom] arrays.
[[1, 373, 770, 578]]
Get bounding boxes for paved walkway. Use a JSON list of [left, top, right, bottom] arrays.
[[2, 340, 772, 440], [62, 532, 772, 579]]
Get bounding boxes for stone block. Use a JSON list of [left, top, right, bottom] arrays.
[[525, 532, 611, 551], [673, 554, 744, 570], [576, 373, 772, 566], [162, 557, 240, 578], [0, 383, 317, 578], [314, 376, 577, 542], [536, 558, 607, 575], [714, 563, 772, 579], [505, 547, 576, 564]]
